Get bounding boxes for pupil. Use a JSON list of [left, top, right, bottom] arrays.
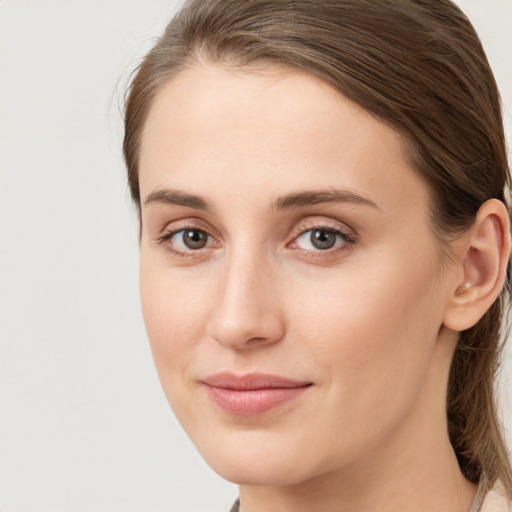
[[184, 230, 207, 249], [311, 229, 336, 250]]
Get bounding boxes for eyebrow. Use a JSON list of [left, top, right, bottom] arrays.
[[142, 187, 379, 212], [143, 189, 211, 211], [272, 189, 379, 211]]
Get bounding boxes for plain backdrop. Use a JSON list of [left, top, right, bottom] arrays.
[[0, 1, 511, 511]]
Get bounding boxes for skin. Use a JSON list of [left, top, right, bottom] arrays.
[[137, 64, 508, 512]]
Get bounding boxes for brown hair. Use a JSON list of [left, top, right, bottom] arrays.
[[123, 0, 511, 492]]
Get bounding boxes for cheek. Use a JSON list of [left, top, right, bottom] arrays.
[[289, 247, 443, 422], [139, 256, 212, 379], [139, 256, 221, 425]]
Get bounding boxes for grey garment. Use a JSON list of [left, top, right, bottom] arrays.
[[469, 480, 486, 512], [229, 498, 240, 512]]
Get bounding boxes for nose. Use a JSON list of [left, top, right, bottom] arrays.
[[206, 250, 286, 350]]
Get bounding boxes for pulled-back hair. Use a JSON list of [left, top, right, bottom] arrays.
[[123, 0, 511, 492]]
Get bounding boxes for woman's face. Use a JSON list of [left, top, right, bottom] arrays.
[[138, 65, 457, 485]]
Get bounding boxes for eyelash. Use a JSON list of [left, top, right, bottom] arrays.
[[156, 221, 356, 260]]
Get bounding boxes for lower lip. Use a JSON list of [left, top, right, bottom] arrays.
[[206, 385, 310, 416]]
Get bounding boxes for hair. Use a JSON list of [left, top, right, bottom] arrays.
[[123, 0, 511, 493]]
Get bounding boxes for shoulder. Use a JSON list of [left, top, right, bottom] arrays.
[[481, 481, 512, 512]]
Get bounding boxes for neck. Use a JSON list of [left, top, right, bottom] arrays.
[[239, 420, 476, 512], [238, 329, 477, 512]]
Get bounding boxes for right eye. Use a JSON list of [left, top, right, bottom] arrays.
[[168, 229, 212, 251]]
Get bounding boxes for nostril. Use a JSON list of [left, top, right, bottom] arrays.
[[246, 336, 272, 345]]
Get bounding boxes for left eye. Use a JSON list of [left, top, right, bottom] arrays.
[[295, 228, 347, 251], [170, 229, 211, 250]]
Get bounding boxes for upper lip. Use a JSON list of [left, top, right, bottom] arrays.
[[202, 372, 312, 390]]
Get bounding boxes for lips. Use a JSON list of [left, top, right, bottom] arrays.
[[202, 372, 312, 416]]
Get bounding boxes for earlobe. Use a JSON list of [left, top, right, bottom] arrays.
[[443, 199, 511, 332]]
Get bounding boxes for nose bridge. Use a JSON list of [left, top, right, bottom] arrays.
[[207, 241, 284, 349]]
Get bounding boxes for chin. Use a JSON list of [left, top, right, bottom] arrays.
[[191, 428, 334, 487], [208, 454, 311, 486]]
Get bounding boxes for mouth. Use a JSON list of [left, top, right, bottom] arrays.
[[201, 372, 313, 416]]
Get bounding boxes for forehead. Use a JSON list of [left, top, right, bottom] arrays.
[[139, 63, 430, 216]]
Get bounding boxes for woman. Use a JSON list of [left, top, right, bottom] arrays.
[[123, 0, 511, 510]]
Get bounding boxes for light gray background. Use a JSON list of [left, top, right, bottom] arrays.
[[0, 1, 511, 511]]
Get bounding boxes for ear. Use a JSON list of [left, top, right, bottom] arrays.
[[443, 199, 511, 332]]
